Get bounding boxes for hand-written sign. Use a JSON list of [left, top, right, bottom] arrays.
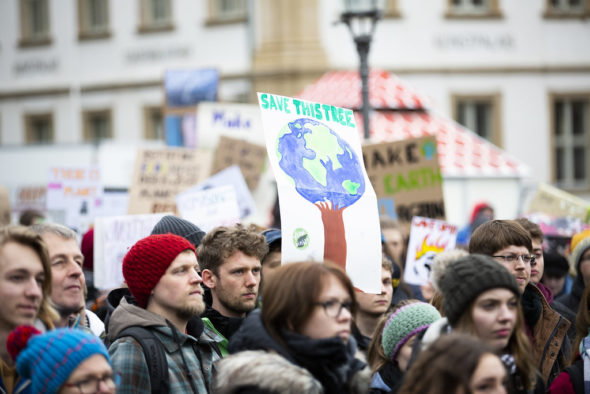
[[258, 92, 382, 294], [362, 136, 445, 223], [94, 213, 169, 289], [259, 93, 356, 128], [404, 216, 458, 286], [46, 167, 103, 232], [210, 136, 266, 191], [128, 148, 211, 214], [176, 185, 240, 232]]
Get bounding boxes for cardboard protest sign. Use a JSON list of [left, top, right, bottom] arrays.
[[185, 165, 256, 219], [258, 92, 382, 293], [0, 187, 11, 226], [526, 182, 590, 223], [176, 185, 240, 232], [363, 136, 445, 224], [210, 136, 267, 191], [46, 167, 103, 232], [93, 213, 169, 289], [404, 216, 458, 285], [127, 148, 211, 214], [12, 185, 46, 213], [196, 102, 265, 148]]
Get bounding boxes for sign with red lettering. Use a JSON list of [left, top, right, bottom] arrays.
[[404, 216, 457, 285], [46, 167, 103, 232]]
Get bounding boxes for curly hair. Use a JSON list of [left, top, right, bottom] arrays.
[[197, 224, 268, 274]]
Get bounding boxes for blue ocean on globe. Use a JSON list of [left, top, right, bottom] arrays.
[[277, 118, 365, 210]]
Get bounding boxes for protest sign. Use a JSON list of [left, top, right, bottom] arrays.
[[185, 165, 256, 219], [363, 136, 445, 224], [176, 185, 240, 232], [258, 92, 381, 293], [93, 213, 169, 289], [46, 167, 103, 232], [404, 216, 458, 285], [210, 136, 267, 191], [196, 102, 265, 148], [127, 148, 211, 214], [12, 185, 46, 213], [526, 182, 590, 223]]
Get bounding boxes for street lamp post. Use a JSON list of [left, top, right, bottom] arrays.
[[341, 0, 382, 141]]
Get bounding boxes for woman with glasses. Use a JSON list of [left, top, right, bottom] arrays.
[[227, 261, 370, 394], [7, 326, 117, 394]]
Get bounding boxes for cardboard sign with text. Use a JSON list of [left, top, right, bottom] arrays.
[[94, 213, 169, 289], [258, 92, 382, 293], [404, 216, 458, 285], [128, 148, 211, 214], [363, 136, 445, 225], [210, 136, 266, 191], [526, 182, 590, 223]]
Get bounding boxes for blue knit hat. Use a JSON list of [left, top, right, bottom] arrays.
[[382, 302, 441, 361], [12, 327, 111, 394]]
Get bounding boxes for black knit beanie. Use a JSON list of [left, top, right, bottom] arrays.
[[440, 254, 520, 326], [151, 215, 206, 247]]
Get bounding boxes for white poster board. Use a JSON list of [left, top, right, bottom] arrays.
[[404, 216, 458, 285], [183, 165, 255, 219], [258, 92, 381, 293], [176, 185, 240, 232], [197, 102, 265, 148], [93, 213, 169, 289], [46, 167, 103, 233]]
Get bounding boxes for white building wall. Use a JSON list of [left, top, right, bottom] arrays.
[[0, 0, 588, 224]]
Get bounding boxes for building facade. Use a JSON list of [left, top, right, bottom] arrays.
[[0, 0, 589, 222]]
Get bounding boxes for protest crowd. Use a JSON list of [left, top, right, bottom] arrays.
[[1, 202, 590, 394]]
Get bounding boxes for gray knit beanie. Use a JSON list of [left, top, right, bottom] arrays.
[[439, 254, 520, 326], [151, 215, 206, 247]]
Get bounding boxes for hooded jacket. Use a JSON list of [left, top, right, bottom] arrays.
[[229, 310, 370, 394], [107, 297, 223, 393]]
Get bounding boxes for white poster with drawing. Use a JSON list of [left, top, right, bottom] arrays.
[[404, 216, 458, 285], [258, 92, 381, 293]]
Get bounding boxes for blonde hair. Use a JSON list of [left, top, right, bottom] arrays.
[[0, 226, 58, 328]]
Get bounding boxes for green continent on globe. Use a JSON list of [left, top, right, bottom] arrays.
[[301, 123, 344, 187], [277, 117, 366, 209]]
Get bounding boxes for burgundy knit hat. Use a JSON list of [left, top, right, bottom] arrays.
[[122, 233, 196, 308]]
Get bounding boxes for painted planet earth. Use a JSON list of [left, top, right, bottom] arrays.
[[277, 118, 365, 209]]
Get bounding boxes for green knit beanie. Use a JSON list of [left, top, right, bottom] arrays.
[[381, 302, 441, 361]]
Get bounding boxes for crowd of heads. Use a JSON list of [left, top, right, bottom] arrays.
[[1, 205, 589, 393]]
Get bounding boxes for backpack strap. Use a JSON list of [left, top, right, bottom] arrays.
[[117, 326, 169, 394], [564, 360, 584, 394]]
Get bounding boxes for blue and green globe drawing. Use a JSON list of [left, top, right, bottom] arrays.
[[277, 118, 366, 210]]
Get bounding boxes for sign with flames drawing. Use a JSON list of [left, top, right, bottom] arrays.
[[404, 216, 458, 285]]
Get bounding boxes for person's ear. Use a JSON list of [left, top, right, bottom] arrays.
[[201, 269, 217, 289]]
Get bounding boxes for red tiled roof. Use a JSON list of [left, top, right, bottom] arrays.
[[298, 70, 529, 178]]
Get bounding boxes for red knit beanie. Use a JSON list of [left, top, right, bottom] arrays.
[[122, 233, 196, 308]]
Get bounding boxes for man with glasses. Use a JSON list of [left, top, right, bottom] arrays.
[[469, 219, 571, 386]]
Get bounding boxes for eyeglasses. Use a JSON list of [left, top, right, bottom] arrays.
[[492, 254, 535, 264], [62, 373, 120, 394], [315, 300, 352, 318]]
